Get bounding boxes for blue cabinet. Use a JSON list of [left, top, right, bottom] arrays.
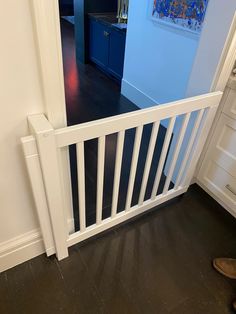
[[59, 0, 74, 16], [89, 19, 110, 69], [89, 17, 126, 81], [108, 29, 126, 79]]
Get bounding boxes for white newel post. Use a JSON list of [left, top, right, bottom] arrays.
[[21, 136, 55, 256], [28, 114, 69, 260]]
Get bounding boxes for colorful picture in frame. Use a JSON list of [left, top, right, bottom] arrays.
[[152, 0, 209, 34]]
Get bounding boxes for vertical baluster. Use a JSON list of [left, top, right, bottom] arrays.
[[96, 136, 106, 225], [162, 113, 191, 195], [125, 126, 143, 211], [138, 121, 160, 206], [181, 107, 217, 187], [151, 117, 176, 200], [76, 142, 86, 232], [111, 131, 125, 218], [174, 109, 204, 189]]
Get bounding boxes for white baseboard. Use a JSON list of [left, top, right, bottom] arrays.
[[0, 229, 45, 273], [0, 218, 75, 272], [121, 79, 160, 108]]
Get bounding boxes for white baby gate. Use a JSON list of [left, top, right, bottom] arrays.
[[22, 92, 222, 260]]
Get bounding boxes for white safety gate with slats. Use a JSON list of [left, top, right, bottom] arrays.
[[22, 92, 222, 260]]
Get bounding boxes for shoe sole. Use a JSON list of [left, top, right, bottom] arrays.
[[213, 259, 236, 280]]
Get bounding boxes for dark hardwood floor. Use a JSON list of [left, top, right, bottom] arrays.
[[1, 20, 236, 314], [1, 185, 236, 314]]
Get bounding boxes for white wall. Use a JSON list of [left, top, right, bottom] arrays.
[[121, 0, 199, 107], [0, 1, 44, 244], [187, 0, 236, 96]]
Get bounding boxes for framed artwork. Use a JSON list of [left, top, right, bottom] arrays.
[[151, 0, 209, 34]]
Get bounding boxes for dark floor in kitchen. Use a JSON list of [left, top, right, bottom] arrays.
[[1, 184, 236, 314]]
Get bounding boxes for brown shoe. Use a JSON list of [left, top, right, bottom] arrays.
[[233, 300, 236, 311], [213, 258, 236, 279]]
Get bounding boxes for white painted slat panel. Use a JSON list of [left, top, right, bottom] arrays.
[[138, 121, 160, 206], [111, 131, 125, 218], [151, 117, 176, 199], [125, 126, 143, 211], [163, 113, 191, 194], [174, 109, 205, 188], [76, 142, 86, 232], [96, 136, 106, 225], [58, 147, 75, 234], [187, 106, 218, 187], [55, 92, 222, 147]]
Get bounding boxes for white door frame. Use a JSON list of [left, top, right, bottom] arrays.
[[31, 0, 67, 129], [211, 12, 236, 93], [31, 0, 74, 234]]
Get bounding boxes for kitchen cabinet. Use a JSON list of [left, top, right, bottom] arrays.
[[197, 76, 236, 217], [89, 14, 126, 81]]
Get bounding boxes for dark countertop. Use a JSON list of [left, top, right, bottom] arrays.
[[88, 13, 127, 33]]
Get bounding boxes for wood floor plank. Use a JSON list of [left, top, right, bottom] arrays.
[[2, 184, 236, 314], [0, 272, 15, 314], [57, 246, 105, 313]]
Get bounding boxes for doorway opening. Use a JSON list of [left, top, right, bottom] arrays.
[[58, 1, 179, 232], [56, 1, 231, 235], [59, 0, 133, 125]]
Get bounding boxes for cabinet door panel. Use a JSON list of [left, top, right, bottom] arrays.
[[199, 160, 236, 214], [209, 115, 236, 177], [108, 30, 126, 80], [89, 20, 109, 69], [223, 88, 236, 120]]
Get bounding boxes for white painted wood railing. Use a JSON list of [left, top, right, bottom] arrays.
[[22, 92, 222, 260]]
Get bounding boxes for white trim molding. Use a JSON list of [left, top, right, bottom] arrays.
[[0, 230, 45, 273], [30, 0, 67, 128], [30, 0, 74, 234], [121, 79, 160, 109]]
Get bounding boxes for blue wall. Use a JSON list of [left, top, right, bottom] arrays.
[[121, 0, 199, 107]]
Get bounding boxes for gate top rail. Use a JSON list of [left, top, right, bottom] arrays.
[[28, 92, 222, 147], [54, 92, 222, 147]]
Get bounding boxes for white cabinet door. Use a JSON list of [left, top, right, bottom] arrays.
[[208, 114, 236, 177], [198, 160, 236, 214], [223, 88, 236, 120], [198, 113, 236, 216]]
